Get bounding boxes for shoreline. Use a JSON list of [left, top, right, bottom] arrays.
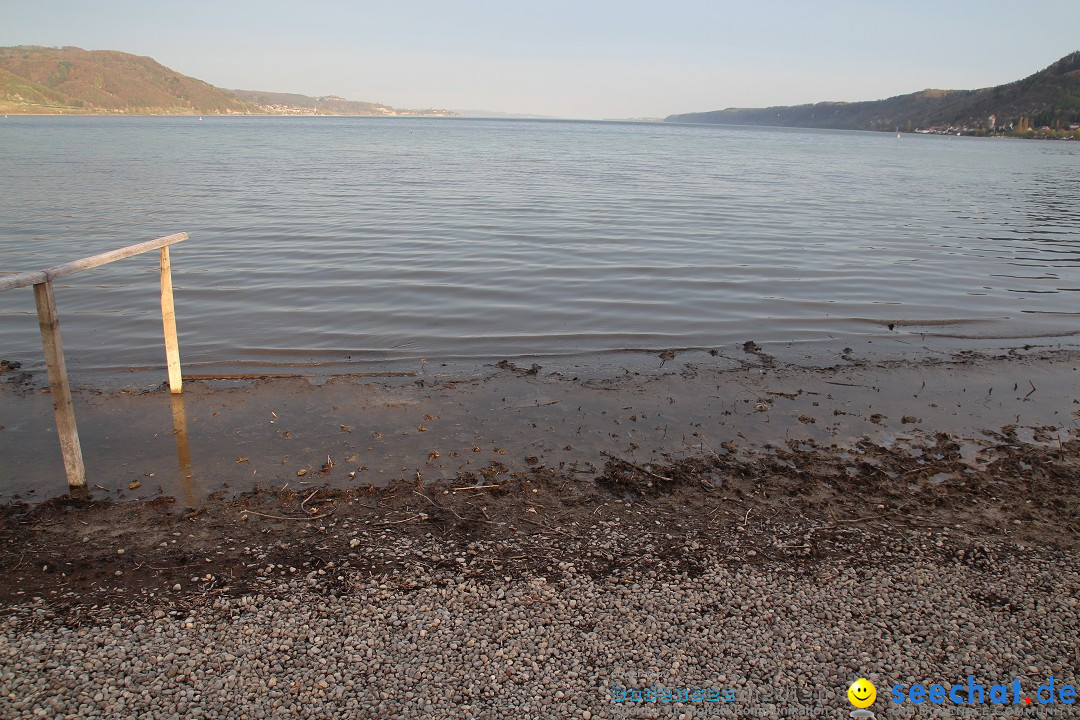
[[3, 424, 1078, 610], [3, 345, 1079, 501], [4, 344, 1079, 595], [5, 113, 1078, 139], [1, 348, 1077, 718]]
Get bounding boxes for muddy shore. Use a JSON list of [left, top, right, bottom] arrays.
[[1, 349, 1078, 717], [1, 422, 1078, 613], [1, 346, 1078, 608], [3, 345, 1079, 500]]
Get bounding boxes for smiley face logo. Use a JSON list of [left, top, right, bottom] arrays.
[[848, 678, 876, 708]]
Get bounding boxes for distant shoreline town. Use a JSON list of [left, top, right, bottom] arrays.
[[251, 104, 456, 117], [912, 116, 1079, 140], [667, 51, 1080, 141]]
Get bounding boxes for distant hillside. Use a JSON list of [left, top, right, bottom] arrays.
[[0, 46, 257, 114], [667, 52, 1080, 135], [0, 46, 455, 117], [228, 88, 454, 116], [227, 89, 386, 114]]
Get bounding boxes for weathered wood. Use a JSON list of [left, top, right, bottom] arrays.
[[160, 246, 182, 394], [2, 233, 188, 489], [0, 269, 47, 291], [0, 232, 187, 292], [33, 281, 86, 489]]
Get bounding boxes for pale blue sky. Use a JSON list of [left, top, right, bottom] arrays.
[[1, 0, 1077, 118]]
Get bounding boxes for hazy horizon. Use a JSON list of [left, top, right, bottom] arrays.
[[2, 0, 1078, 119]]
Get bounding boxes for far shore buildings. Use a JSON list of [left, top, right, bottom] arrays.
[[255, 101, 456, 117], [914, 120, 1078, 139]]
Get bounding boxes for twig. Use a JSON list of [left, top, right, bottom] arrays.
[[835, 503, 912, 524], [452, 484, 502, 491], [378, 514, 427, 525], [416, 489, 466, 520], [600, 451, 674, 483], [520, 517, 570, 536], [300, 489, 319, 512], [146, 564, 195, 571], [883, 518, 919, 551], [244, 510, 331, 521], [692, 433, 722, 461], [412, 489, 438, 507]]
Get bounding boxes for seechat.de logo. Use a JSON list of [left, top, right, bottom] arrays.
[[847, 678, 876, 718]]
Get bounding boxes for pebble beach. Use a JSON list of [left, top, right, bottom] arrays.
[[2, 520, 1077, 719]]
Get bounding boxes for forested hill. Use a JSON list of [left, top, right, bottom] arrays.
[[666, 52, 1080, 135], [0, 46, 454, 116], [0, 46, 257, 114]]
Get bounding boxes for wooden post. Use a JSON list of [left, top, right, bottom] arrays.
[[1, 234, 187, 490], [160, 245, 182, 394], [33, 281, 86, 489]]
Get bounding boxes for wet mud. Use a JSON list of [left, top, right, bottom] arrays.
[[0, 348, 1078, 614]]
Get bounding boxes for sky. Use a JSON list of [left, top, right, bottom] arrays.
[[2, 0, 1078, 119]]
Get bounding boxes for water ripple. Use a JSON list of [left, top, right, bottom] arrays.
[[1, 117, 1079, 378]]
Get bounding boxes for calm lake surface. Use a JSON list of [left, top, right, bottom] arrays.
[[1, 116, 1079, 383]]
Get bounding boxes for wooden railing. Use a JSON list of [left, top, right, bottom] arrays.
[[0, 233, 188, 490]]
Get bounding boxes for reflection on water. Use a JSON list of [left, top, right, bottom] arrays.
[[1, 117, 1079, 384], [3, 356, 1080, 500], [169, 394, 198, 506]]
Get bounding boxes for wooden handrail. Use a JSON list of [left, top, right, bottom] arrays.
[[0, 233, 188, 490], [0, 232, 187, 292]]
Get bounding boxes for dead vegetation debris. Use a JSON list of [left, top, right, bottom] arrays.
[[1, 428, 1076, 620]]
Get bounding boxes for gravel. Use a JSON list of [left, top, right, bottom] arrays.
[[2, 524, 1076, 719]]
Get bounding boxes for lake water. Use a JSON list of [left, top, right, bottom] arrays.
[[1, 116, 1079, 384]]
